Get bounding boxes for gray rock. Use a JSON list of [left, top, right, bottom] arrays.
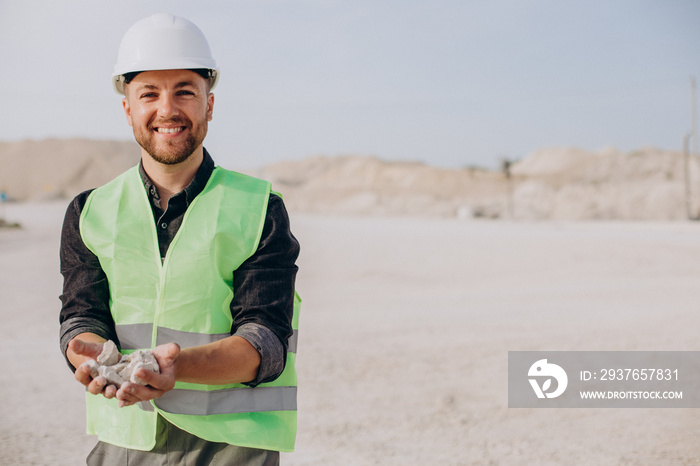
[[96, 340, 121, 366], [98, 365, 125, 387], [83, 359, 100, 379]]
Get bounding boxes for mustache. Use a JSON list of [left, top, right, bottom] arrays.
[[148, 116, 191, 129]]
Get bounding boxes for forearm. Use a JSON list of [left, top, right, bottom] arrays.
[[59, 191, 117, 370], [227, 194, 298, 385], [176, 335, 261, 385]]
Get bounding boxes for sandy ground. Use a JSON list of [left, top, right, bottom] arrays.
[[1, 201, 699, 465]]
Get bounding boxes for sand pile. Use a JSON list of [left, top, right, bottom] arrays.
[[2, 138, 699, 220], [257, 155, 505, 218], [0, 138, 140, 201], [260, 147, 700, 221], [510, 146, 700, 220]]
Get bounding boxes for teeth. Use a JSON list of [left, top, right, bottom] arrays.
[[156, 127, 184, 134]]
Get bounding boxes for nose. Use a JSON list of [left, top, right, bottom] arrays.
[[157, 92, 179, 119]]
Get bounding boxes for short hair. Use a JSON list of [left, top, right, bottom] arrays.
[[123, 69, 214, 91]]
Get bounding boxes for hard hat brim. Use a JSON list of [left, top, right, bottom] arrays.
[[112, 68, 219, 95]]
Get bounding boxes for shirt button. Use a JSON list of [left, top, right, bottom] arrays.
[[161, 222, 168, 229]]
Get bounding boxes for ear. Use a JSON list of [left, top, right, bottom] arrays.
[[207, 93, 215, 122], [122, 97, 133, 127]]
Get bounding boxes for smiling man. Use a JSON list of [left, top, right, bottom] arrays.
[[59, 14, 299, 466], [125, 69, 213, 164]]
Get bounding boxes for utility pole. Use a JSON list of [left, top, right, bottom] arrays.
[[692, 76, 698, 157], [684, 77, 698, 220], [684, 132, 693, 220], [502, 158, 514, 219]]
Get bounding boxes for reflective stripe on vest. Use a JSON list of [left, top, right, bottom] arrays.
[[80, 165, 298, 452], [155, 385, 297, 415], [117, 323, 300, 353]]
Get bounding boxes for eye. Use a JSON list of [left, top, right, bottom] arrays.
[[177, 90, 195, 96], [140, 92, 157, 99]]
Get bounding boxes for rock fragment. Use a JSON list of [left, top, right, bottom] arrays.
[[114, 350, 160, 385], [83, 359, 100, 379], [98, 365, 125, 387], [96, 340, 121, 366]]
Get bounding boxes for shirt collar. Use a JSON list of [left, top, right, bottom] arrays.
[[139, 148, 216, 206]]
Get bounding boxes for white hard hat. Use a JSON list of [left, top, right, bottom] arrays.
[[112, 13, 219, 94]]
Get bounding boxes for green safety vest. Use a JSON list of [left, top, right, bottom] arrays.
[[79, 165, 299, 452]]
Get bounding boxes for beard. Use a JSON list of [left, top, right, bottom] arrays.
[[133, 116, 207, 165]]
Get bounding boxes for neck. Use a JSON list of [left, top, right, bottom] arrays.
[[141, 146, 204, 209]]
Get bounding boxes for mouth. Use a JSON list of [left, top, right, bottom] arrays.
[[154, 126, 186, 134]]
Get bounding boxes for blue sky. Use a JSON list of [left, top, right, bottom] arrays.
[[1, 1, 699, 169]]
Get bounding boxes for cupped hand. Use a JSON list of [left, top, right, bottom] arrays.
[[116, 342, 181, 408], [69, 338, 119, 399]]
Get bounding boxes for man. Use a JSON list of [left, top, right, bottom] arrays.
[[59, 13, 299, 465]]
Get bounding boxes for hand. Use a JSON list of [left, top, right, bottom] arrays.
[[69, 338, 119, 399], [116, 343, 180, 408]]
